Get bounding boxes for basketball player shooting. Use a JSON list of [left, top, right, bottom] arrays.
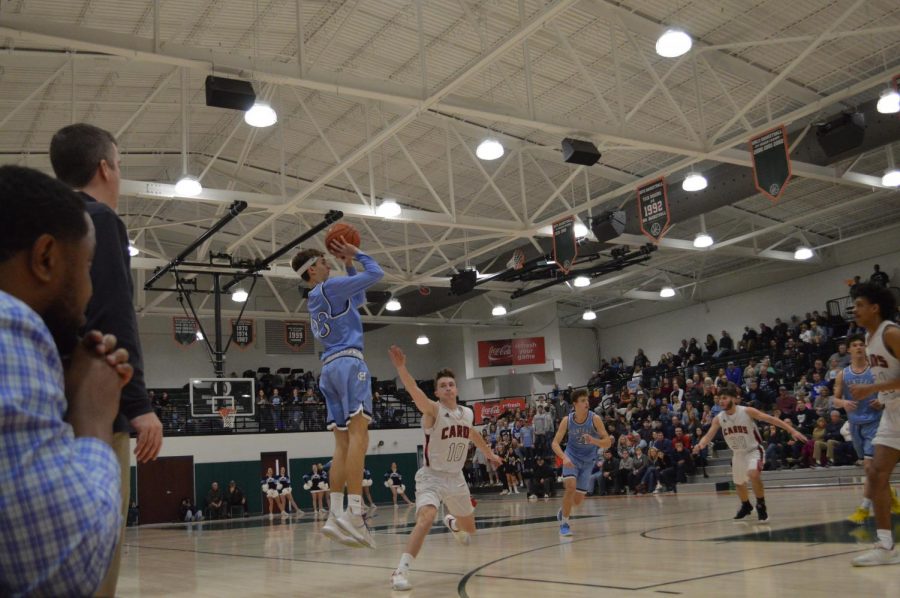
[[693, 383, 806, 522], [847, 283, 900, 567], [291, 231, 383, 549], [386, 345, 502, 592], [551, 388, 612, 537]]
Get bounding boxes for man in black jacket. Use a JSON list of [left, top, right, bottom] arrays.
[[528, 455, 555, 499], [50, 124, 163, 597]]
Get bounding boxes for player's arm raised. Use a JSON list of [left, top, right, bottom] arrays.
[[692, 416, 721, 455], [584, 414, 613, 449], [387, 345, 438, 419], [850, 327, 900, 399], [746, 407, 807, 442], [470, 426, 502, 467], [551, 417, 574, 468]]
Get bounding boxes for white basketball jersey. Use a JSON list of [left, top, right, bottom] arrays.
[[423, 402, 474, 474], [716, 405, 762, 452], [866, 320, 900, 405]]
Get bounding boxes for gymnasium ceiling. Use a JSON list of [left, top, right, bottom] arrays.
[[1, 0, 899, 329]]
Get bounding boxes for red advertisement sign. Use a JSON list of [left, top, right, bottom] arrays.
[[477, 337, 546, 368], [473, 397, 527, 425]]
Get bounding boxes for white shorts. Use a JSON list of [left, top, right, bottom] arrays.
[[874, 399, 900, 451], [731, 447, 764, 486], [414, 467, 474, 517]]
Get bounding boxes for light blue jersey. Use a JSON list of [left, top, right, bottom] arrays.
[[307, 252, 383, 359], [565, 412, 599, 465], [843, 364, 880, 425]]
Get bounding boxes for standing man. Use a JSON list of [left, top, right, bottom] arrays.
[[292, 238, 383, 548], [50, 124, 163, 596], [848, 284, 900, 566]]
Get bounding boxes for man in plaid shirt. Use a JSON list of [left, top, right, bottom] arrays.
[[0, 166, 132, 596]]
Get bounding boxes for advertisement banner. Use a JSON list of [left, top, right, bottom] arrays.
[[473, 397, 527, 425], [477, 337, 546, 368]]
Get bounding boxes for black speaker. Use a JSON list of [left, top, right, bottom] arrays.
[[562, 138, 602, 166], [450, 269, 477, 296], [816, 112, 865, 158], [205, 76, 257, 111], [590, 210, 626, 242]]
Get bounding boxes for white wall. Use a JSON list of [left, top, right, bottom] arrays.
[[129, 427, 423, 466], [599, 250, 900, 362]]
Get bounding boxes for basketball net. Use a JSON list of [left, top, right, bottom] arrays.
[[507, 249, 525, 271], [218, 407, 236, 429]]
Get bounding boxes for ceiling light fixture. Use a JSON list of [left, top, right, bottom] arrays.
[[693, 233, 714, 248], [385, 298, 402, 311], [476, 139, 504, 161], [682, 172, 708, 192], [244, 101, 277, 127], [376, 198, 402, 218], [655, 29, 692, 58], [195, 330, 204, 341], [128, 241, 140, 257], [582, 309, 597, 321], [574, 222, 589, 237], [573, 276, 590, 287], [659, 286, 676, 298], [793, 246, 814, 261], [876, 88, 900, 114], [231, 288, 248, 303], [175, 175, 202, 197], [492, 305, 507, 317], [416, 334, 430, 345], [882, 168, 900, 187]]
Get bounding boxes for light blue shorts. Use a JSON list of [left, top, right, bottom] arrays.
[[850, 420, 880, 459], [319, 356, 372, 431], [562, 457, 594, 494]]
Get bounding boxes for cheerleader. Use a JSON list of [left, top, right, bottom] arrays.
[[278, 466, 303, 515], [303, 463, 329, 514], [362, 468, 377, 509], [261, 466, 287, 518], [384, 462, 414, 507]]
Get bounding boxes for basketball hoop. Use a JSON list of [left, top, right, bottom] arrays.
[[507, 249, 525, 271], [218, 407, 236, 429]]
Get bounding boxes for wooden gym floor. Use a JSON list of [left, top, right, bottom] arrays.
[[118, 485, 900, 597]]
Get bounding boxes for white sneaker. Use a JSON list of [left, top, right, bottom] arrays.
[[336, 510, 376, 549], [851, 545, 900, 567], [322, 514, 362, 547], [653, 484, 662, 495], [281, 511, 289, 518], [390, 569, 411, 591], [513, 486, 519, 494], [528, 494, 538, 501], [443, 514, 470, 546], [500, 489, 509, 495]]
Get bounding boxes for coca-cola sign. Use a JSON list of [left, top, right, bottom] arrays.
[[477, 337, 545, 368], [473, 397, 527, 425]]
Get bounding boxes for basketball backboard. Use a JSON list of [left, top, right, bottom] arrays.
[[189, 378, 255, 417]]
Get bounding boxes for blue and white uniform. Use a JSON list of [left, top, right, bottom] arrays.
[[563, 412, 600, 494], [278, 474, 293, 495], [842, 364, 880, 459], [261, 475, 279, 499], [307, 252, 383, 430], [303, 469, 328, 493]]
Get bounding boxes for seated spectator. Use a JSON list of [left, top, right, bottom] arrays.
[[691, 428, 709, 477], [206, 481, 227, 519], [725, 362, 742, 386], [775, 385, 796, 417], [180, 497, 203, 522], [527, 455, 555, 499], [0, 166, 129, 596], [704, 334, 718, 356], [829, 343, 851, 369], [616, 449, 634, 493], [629, 446, 650, 492], [590, 450, 617, 496], [793, 397, 818, 435], [820, 411, 851, 466], [763, 424, 788, 470], [811, 417, 830, 467], [813, 385, 833, 418], [226, 480, 249, 517]]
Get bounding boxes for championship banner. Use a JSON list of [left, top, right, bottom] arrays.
[[172, 316, 198, 347], [552, 216, 578, 274], [750, 125, 791, 201], [284, 321, 312, 353], [473, 397, 527, 425], [637, 177, 670, 242], [230, 319, 254, 349], [477, 337, 546, 368]]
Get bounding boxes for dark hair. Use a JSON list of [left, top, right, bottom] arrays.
[[571, 388, 589, 403], [720, 382, 740, 398], [291, 248, 325, 282], [434, 368, 455, 386], [847, 333, 866, 346], [49, 123, 118, 188], [0, 166, 89, 262], [853, 282, 897, 322]]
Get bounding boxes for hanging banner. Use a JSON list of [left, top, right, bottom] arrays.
[[473, 397, 527, 425], [552, 216, 578, 274], [637, 177, 670, 242], [172, 317, 198, 347], [477, 337, 546, 368], [230, 319, 254, 350], [284, 321, 312, 352], [750, 125, 791, 201]]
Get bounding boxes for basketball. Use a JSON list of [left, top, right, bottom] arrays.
[[325, 222, 361, 252]]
